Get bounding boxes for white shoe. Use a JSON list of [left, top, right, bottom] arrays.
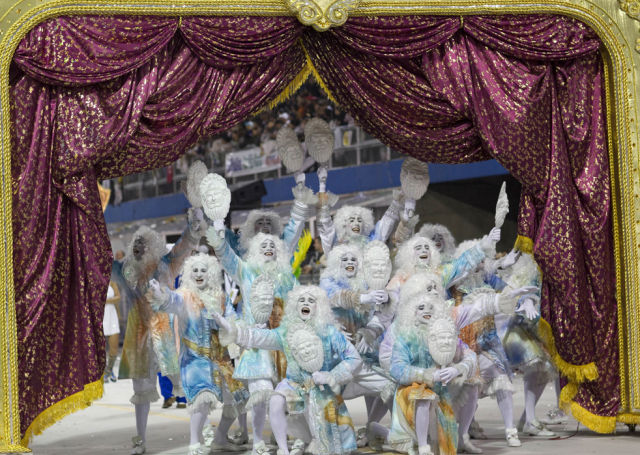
[[228, 429, 249, 445], [505, 428, 521, 447], [356, 427, 368, 448], [188, 443, 206, 455], [458, 433, 483, 453], [418, 444, 434, 455], [130, 436, 145, 455], [468, 420, 487, 440], [252, 440, 271, 455], [290, 439, 306, 455], [523, 420, 555, 436], [539, 408, 568, 425]]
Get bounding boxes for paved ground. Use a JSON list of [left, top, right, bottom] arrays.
[[27, 371, 640, 455]]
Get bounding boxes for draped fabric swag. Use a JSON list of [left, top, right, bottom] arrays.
[[10, 14, 617, 439]]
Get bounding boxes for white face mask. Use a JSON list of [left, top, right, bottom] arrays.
[[307, 132, 333, 160], [432, 233, 445, 253], [189, 262, 209, 290], [288, 328, 324, 373], [347, 215, 364, 235], [296, 293, 317, 322], [413, 241, 431, 267], [366, 258, 391, 290], [203, 192, 225, 217], [251, 293, 274, 325], [340, 254, 358, 278], [428, 323, 457, 367], [260, 239, 276, 262], [254, 217, 273, 235]]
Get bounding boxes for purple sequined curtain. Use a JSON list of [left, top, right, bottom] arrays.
[[303, 15, 618, 423], [10, 13, 618, 438], [11, 15, 304, 437]]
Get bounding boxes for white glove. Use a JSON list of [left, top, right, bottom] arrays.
[[360, 290, 388, 307], [206, 224, 225, 249], [433, 367, 460, 384], [496, 286, 539, 314], [210, 312, 237, 346], [295, 171, 306, 187], [497, 249, 521, 270], [479, 227, 501, 251], [145, 279, 167, 310], [355, 327, 377, 354], [312, 371, 338, 394], [227, 343, 241, 359], [516, 297, 539, 320], [403, 198, 416, 220], [318, 166, 328, 193]]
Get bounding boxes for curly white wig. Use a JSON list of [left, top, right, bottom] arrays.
[[454, 239, 480, 259], [418, 223, 456, 260], [179, 253, 223, 291], [334, 205, 375, 242], [399, 271, 445, 304], [239, 210, 283, 253], [500, 252, 540, 289], [395, 292, 443, 338], [394, 234, 441, 272], [245, 232, 290, 271], [320, 243, 366, 290], [127, 226, 167, 263], [283, 285, 336, 329]]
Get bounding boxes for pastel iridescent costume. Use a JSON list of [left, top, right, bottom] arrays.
[[150, 286, 248, 410], [389, 333, 475, 454], [235, 323, 361, 455]]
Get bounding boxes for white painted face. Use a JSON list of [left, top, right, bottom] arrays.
[[432, 233, 445, 253], [189, 260, 209, 290], [415, 298, 435, 325], [254, 217, 273, 235], [347, 214, 363, 235], [289, 329, 324, 373], [425, 279, 441, 298], [428, 321, 457, 367], [296, 292, 317, 321], [413, 240, 431, 267], [260, 239, 276, 262], [340, 253, 358, 278], [132, 237, 147, 261]]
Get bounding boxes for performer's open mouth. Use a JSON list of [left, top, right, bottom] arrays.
[[351, 227, 360, 233], [265, 252, 273, 257], [133, 247, 141, 256], [346, 265, 354, 272], [419, 254, 429, 259], [301, 306, 311, 316], [195, 278, 204, 285]]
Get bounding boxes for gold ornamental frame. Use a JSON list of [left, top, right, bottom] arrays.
[[1, 0, 639, 451]]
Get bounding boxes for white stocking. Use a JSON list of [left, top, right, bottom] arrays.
[[456, 385, 479, 440], [190, 405, 209, 445], [134, 403, 150, 443], [523, 371, 547, 424], [415, 400, 431, 449], [269, 394, 289, 454], [252, 403, 267, 443], [496, 390, 514, 429]]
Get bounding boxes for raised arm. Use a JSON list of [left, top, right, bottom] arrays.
[[146, 279, 188, 321], [371, 189, 403, 243], [206, 225, 246, 285]]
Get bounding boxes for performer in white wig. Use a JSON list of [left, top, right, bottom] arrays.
[[450, 238, 526, 449], [112, 213, 206, 455], [377, 271, 532, 454], [146, 253, 249, 455], [497, 252, 557, 437], [319, 241, 394, 446], [418, 223, 457, 263], [212, 285, 362, 455], [387, 296, 476, 455]]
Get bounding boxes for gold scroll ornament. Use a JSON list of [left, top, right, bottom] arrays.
[[286, 0, 360, 31]]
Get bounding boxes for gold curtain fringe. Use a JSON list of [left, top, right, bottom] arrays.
[[617, 413, 640, 425], [267, 62, 312, 110], [569, 401, 617, 434], [559, 381, 579, 412], [538, 318, 599, 383], [300, 41, 338, 105], [514, 235, 534, 254], [21, 379, 104, 447]]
